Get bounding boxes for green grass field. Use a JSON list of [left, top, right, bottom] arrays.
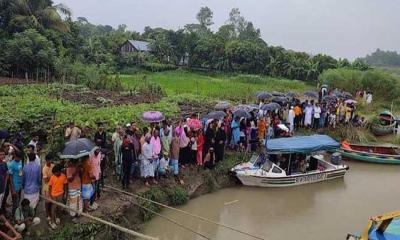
[[120, 70, 314, 101]]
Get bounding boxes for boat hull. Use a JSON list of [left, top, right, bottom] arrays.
[[371, 123, 395, 136], [339, 148, 400, 164], [236, 168, 348, 187]]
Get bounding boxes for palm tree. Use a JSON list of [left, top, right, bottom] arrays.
[[8, 0, 71, 33]]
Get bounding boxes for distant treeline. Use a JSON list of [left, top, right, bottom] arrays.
[[0, 1, 370, 87], [363, 49, 400, 67]]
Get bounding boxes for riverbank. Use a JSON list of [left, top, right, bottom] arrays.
[[42, 151, 245, 239]]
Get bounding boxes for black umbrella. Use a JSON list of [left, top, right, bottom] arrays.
[[60, 138, 96, 159], [272, 97, 288, 105], [256, 92, 273, 100], [332, 90, 343, 98], [205, 111, 226, 120], [323, 95, 337, 102], [0, 129, 9, 140], [303, 91, 318, 98], [271, 91, 285, 97], [260, 102, 281, 111], [233, 109, 251, 118], [286, 92, 299, 98], [233, 104, 253, 112], [342, 91, 353, 99], [214, 101, 231, 110]]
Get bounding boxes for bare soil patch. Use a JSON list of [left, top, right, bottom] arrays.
[[52, 89, 161, 107], [0, 77, 37, 85]]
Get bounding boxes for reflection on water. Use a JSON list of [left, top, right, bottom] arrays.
[[143, 161, 400, 240]]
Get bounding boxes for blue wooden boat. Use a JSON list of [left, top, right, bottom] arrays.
[[347, 210, 400, 240]]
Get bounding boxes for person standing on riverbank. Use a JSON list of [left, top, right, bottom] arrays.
[[66, 160, 82, 221], [48, 165, 67, 229], [231, 117, 240, 149], [22, 153, 41, 210], [81, 157, 95, 213], [215, 124, 226, 163], [288, 106, 295, 133], [170, 132, 181, 183], [0, 148, 8, 213], [65, 122, 81, 141], [9, 151, 23, 216], [42, 154, 54, 222], [90, 148, 102, 209]]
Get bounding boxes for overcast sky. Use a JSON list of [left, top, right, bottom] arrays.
[[55, 0, 400, 60]]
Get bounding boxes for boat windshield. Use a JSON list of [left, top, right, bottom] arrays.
[[261, 160, 274, 172]]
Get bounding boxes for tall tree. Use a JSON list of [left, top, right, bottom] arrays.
[[5, 0, 72, 33], [196, 6, 214, 28]]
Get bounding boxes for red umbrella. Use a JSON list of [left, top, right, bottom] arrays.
[[187, 118, 202, 130]]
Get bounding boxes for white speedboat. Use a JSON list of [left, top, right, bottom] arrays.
[[231, 135, 349, 187]]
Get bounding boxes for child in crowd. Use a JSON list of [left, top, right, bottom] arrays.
[[48, 164, 67, 229], [158, 154, 170, 177]]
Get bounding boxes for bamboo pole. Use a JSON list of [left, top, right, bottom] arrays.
[[39, 195, 158, 240]]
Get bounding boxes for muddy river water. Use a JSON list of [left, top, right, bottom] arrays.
[[143, 161, 400, 240]]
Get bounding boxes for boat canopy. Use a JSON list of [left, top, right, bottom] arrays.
[[266, 135, 340, 154]]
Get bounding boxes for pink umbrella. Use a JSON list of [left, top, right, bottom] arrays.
[[141, 111, 165, 123], [187, 118, 202, 130], [345, 99, 357, 104]]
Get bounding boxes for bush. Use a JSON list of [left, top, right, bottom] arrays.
[[138, 187, 167, 221], [319, 68, 400, 100], [129, 75, 164, 96], [141, 62, 178, 72], [164, 186, 189, 206]]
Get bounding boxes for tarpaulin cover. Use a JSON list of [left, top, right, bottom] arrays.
[[265, 135, 340, 153]]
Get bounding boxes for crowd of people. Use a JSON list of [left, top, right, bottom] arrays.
[[0, 87, 370, 238]]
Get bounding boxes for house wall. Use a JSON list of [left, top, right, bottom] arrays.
[[120, 42, 136, 54]]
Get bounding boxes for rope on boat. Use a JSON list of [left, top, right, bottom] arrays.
[[127, 198, 211, 240], [39, 195, 158, 240], [105, 185, 266, 240]]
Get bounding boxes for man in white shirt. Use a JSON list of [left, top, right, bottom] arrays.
[[287, 106, 295, 133], [313, 103, 322, 129], [28, 134, 39, 152]]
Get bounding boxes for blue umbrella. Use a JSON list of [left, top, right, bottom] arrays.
[[260, 102, 281, 111], [60, 138, 96, 159]]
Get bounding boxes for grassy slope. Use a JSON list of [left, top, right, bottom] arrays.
[[120, 70, 314, 101]]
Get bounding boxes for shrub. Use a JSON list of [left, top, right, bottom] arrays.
[[164, 186, 189, 206], [138, 187, 167, 221], [319, 68, 400, 100], [141, 62, 177, 72]]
